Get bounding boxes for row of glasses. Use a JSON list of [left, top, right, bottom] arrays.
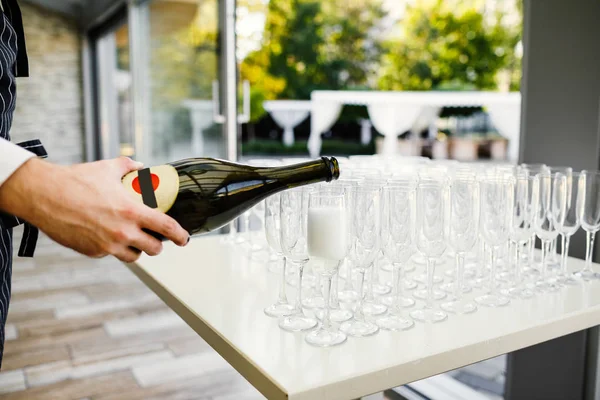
[[261, 154, 600, 348]]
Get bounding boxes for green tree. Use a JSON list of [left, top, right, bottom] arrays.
[[378, 0, 518, 91], [240, 0, 386, 121]]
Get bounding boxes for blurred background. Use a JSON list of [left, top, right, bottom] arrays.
[[10, 0, 523, 169]]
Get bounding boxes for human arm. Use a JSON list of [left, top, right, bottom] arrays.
[[0, 147, 189, 262]]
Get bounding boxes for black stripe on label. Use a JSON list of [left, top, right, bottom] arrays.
[[138, 168, 158, 209]]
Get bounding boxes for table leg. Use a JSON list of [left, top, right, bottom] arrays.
[[505, 329, 588, 400]]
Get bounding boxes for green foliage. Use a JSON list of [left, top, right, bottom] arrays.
[[241, 0, 386, 122], [378, 0, 521, 91]]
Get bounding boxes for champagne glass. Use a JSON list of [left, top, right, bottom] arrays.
[[441, 174, 479, 314], [278, 188, 317, 331], [410, 178, 448, 323], [314, 184, 354, 323], [306, 191, 349, 347], [532, 172, 567, 292], [377, 184, 416, 331], [520, 163, 548, 273], [263, 194, 295, 317], [546, 167, 573, 268], [340, 186, 382, 337], [556, 172, 584, 285], [505, 173, 537, 298], [475, 177, 513, 307], [575, 171, 600, 280]]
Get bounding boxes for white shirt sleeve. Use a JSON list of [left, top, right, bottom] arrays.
[[0, 137, 36, 188]]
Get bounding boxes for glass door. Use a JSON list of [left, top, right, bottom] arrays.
[[95, 0, 240, 165]]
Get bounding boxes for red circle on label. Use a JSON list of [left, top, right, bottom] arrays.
[[132, 173, 160, 194]]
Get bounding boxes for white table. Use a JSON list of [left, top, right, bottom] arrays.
[[126, 235, 600, 400]]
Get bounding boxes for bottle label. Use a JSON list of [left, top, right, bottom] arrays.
[[122, 165, 180, 213]]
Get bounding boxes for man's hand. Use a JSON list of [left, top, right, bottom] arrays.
[[0, 156, 190, 262]]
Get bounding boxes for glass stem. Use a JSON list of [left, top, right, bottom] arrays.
[[295, 261, 306, 313], [541, 240, 549, 280], [490, 246, 497, 295], [392, 263, 401, 311], [455, 253, 464, 300], [278, 257, 288, 304], [331, 270, 340, 309], [366, 263, 376, 302], [341, 259, 352, 292], [314, 272, 322, 298], [426, 258, 435, 309], [528, 235, 534, 267], [354, 270, 366, 321], [514, 243, 521, 286], [322, 275, 332, 330], [561, 234, 570, 276], [585, 231, 595, 272]]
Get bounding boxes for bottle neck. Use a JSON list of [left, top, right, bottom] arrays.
[[263, 157, 340, 188]]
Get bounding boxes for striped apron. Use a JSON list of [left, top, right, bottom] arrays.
[[0, 0, 44, 368]]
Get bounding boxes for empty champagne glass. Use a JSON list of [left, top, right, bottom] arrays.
[[377, 184, 416, 331], [556, 171, 584, 285], [410, 178, 448, 323], [521, 163, 548, 273], [547, 167, 573, 268], [441, 174, 479, 314], [532, 172, 567, 292], [475, 177, 513, 307], [505, 174, 537, 298], [340, 186, 382, 337], [263, 194, 295, 317], [305, 191, 349, 347], [575, 171, 600, 280], [278, 188, 317, 332]]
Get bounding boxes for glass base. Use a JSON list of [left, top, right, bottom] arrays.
[[413, 288, 446, 301], [440, 300, 477, 314], [305, 328, 347, 347], [414, 274, 443, 284], [404, 263, 416, 273], [316, 308, 353, 323], [535, 280, 560, 292], [340, 319, 379, 337], [440, 282, 472, 294], [362, 301, 388, 316], [338, 290, 359, 302], [475, 293, 510, 307], [264, 302, 296, 318], [371, 283, 392, 296], [376, 315, 415, 331], [574, 269, 600, 281], [403, 279, 418, 290], [278, 314, 317, 332], [505, 286, 535, 299], [558, 274, 579, 285], [381, 262, 393, 272], [303, 296, 325, 309], [409, 307, 447, 323], [380, 295, 415, 308], [444, 269, 476, 279]]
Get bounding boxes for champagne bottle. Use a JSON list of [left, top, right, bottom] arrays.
[[121, 156, 340, 240]]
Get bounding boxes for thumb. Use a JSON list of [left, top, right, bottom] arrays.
[[114, 156, 144, 178]]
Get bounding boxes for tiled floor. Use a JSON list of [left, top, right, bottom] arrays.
[[0, 231, 263, 400], [0, 230, 506, 399]]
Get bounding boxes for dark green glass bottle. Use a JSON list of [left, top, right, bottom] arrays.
[[122, 156, 340, 240]]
